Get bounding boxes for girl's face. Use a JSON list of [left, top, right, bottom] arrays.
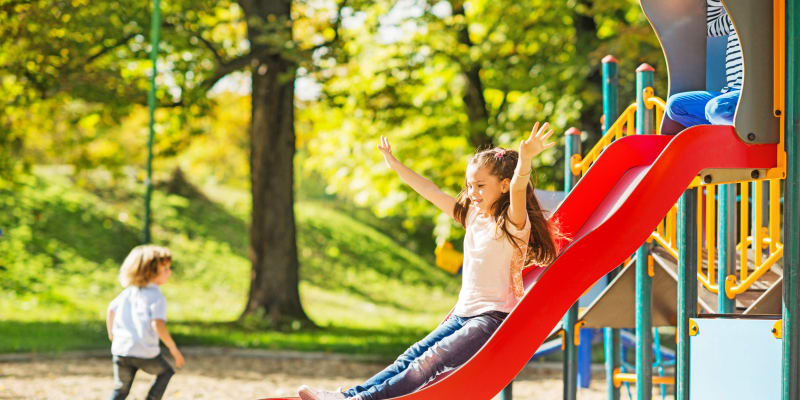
[[152, 261, 172, 286], [466, 164, 510, 216]]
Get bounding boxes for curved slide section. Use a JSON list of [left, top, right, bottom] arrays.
[[260, 125, 776, 400]]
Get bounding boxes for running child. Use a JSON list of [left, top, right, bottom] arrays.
[[106, 245, 185, 400]]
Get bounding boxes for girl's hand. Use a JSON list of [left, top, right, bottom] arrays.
[[378, 136, 397, 168], [519, 122, 555, 160]]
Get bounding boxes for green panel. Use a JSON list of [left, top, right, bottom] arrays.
[[677, 190, 698, 400], [782, 0, 800, 398]]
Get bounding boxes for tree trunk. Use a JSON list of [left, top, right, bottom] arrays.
[[240, 0, 311, 327], [451, 0, 493, 149]]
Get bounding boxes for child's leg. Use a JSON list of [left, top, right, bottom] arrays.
[[354, 312, 505, 400], [109, 356, 137, 400], [665, 91, 720, 128], [343, 315, 466, 398], [130, 354, 175, 400], [705, 90, 740, 125]]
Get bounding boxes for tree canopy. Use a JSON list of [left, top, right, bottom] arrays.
[[2, 0, 668, 322]]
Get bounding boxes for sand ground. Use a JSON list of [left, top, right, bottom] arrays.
[[0, 348, 651, 399]]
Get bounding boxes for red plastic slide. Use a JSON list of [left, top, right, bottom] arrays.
[[261, 125, 776, 400]]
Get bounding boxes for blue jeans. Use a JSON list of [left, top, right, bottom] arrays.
[[665, 90, 740, 127], [344, 311, 506, 400], [110, 353, 174, 400]]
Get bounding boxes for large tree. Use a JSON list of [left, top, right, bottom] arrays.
[[2, 0, 357, 326]]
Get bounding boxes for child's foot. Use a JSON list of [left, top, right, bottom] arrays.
[[297, 385, 347, 400]]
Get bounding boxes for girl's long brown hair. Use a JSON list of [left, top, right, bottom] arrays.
[[453, 147, 559, 266]]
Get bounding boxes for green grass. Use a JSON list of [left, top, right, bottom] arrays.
[[0, 167, 458, 358]]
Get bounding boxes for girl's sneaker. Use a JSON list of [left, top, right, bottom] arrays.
[[297, 385, 347, 400]]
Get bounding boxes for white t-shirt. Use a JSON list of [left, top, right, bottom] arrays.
[[453, 206, 531, 317], [108, 283, 167, 358]]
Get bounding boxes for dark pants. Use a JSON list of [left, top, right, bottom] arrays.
[[344, 311, 506, 400], [110, 353, 174, 400]]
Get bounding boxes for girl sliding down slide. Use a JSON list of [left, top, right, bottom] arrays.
[[298, 122, 560, 400]]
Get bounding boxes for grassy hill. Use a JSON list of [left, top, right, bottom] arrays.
[[0, 167, 459, 358]]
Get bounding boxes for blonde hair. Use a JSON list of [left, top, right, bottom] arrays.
[[119, 245, 172, 287]]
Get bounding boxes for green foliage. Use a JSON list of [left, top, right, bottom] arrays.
[[297, 201, 457, 308], [298, 0, 666, 244], [0, 168, 457, 354], [2, 0, 670, 249]]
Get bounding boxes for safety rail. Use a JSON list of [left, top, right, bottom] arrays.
[[612, 368, 675, 388], [570, 87, 784, 301], [700, 180, 784, 298], [571, 93, 666, 176], [652, 182, 785, 296]]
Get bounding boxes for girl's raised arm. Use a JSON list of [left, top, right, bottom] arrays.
[[509, 122, 555, 229], [378, 136, 457, 220]]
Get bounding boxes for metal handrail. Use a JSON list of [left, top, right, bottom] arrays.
[[570, 90, 667, 176], [571, 103, 638, 176]]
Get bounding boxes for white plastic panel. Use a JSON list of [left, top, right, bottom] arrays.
[[690, 317, 781, 399]]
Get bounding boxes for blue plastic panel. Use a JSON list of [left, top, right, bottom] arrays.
[[690, 317, 781, 399]]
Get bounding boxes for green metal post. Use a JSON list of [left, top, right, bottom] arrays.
[[564, 127, 582, 192], [652, 328, 666, 398], [603, 55, 620, 134], [563, 127, 582, 400], [717, 183, 735, 313], [783, 0, 800, 398], [676, 189, 698, 400], [602, 54, 621, 400], [635, 64, 654, 400], [499, 383, 513, 400], [634, 243, 652, 400], [143, 0, 161, 244]]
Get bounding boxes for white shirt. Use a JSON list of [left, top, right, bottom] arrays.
[[453, 206, 531, 317], [108, 283, 167, 358]]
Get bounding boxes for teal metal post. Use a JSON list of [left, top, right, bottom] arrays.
[[634, 243, 652, 400], [602, 54, 621, 400], [143, 0, 161, 244], [676, 189, 698, 400], [499, 382, 512, 400], [603, 55, 620, 134], [635, 64, 654, 400], [783, 0, 800, 398], [563, 127, 582, 400], [652, 329, 666, 398], [717, 183, 735, 313]]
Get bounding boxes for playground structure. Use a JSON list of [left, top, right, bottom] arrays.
[[563, 0, 790, 398], [543, 0, 796, 399], [262, 0, 800, 399]]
